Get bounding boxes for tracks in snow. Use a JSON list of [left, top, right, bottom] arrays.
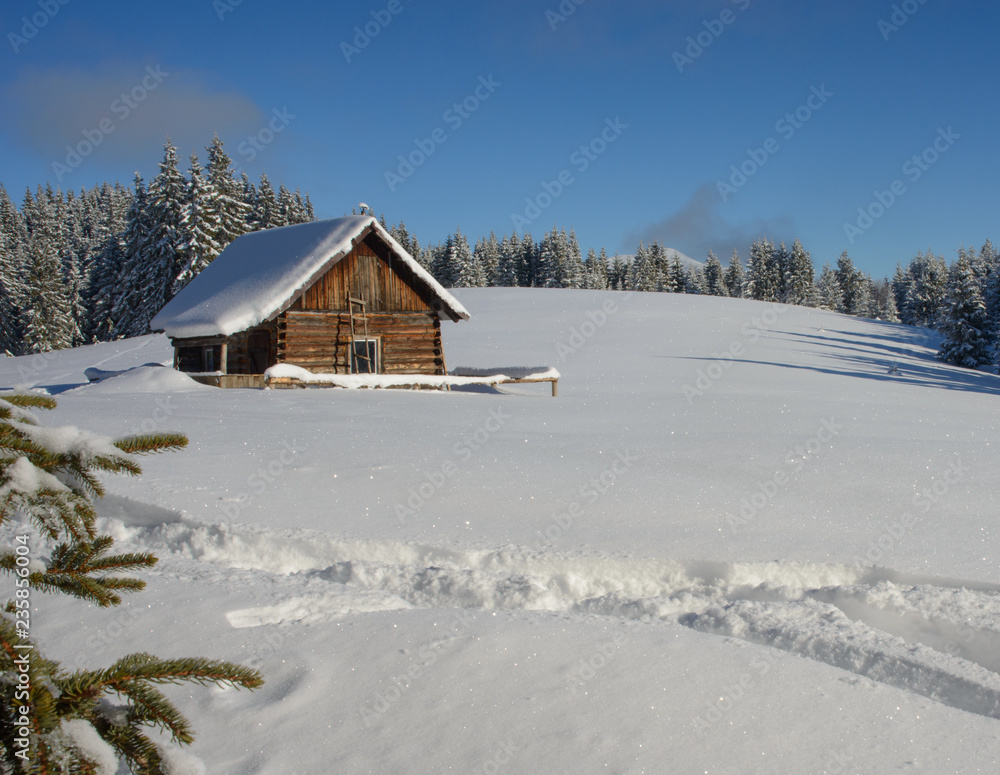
[[99, 502, 1000, 721]]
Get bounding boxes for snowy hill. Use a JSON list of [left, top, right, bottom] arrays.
[[3, 289, 1000, 774]]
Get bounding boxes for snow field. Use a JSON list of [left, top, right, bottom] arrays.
[[3, 288, 1000, 773]]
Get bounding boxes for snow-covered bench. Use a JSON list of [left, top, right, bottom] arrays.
[[263, 365, 560, 396]]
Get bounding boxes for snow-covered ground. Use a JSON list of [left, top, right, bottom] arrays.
[[3, 288, 1000, 774]]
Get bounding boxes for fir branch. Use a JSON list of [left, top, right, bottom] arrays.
[[113, 433, 189, 456]]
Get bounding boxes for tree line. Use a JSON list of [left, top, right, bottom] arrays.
[[0, 136, 313, 355], [2, 138, 997, 370]]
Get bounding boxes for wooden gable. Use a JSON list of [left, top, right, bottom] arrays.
[[290, 232, 440, 315]]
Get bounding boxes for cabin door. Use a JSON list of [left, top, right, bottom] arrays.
[[247, 330, 272, 374]]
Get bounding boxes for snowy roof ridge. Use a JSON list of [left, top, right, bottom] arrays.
[[150, 216, 469, 339]]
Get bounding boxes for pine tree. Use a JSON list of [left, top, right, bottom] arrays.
[[172, 154, 222, 296], [905, 250, 948, 328], [871, 278, 900, 322], [19, 190, 77, 352], [684, 262, 707, 294], [476, 232, 501, 287], [0, 393, 262, 773], [891, 264, 912, 324], [203, 135, 250, 249], [112, 174, 154, 337], [746, 239, 779, 301], [628, 243, 657, 292], [703, 251, 727, 296], [937, 254, 993, 368], [141, 140, 190, 328], [835, 251, 864, 315], [495, 235, 520, 287], [816, 263, 843, 311], [783, 239, 816, 306], [609, 254, 629, 291], [723, 250, 745, 298], [585, 247, 610, 290], [0, 185, 26, 354]]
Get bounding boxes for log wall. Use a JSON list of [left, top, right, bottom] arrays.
[[277, 311, 444, 375]]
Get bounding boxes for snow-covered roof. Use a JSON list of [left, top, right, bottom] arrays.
[[150, 216, 469, 339]]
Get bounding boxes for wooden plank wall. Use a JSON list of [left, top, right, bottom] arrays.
[[293, 238, 435, 313], [277, 311, 444, 375]]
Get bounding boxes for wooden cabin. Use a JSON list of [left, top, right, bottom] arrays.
[[150, 216, 469, 388]]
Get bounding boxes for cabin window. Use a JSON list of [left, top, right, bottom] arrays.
[[350, 338, 380, 374], [203, 347, 216, 372]]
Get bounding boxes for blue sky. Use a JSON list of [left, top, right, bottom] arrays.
[[2, 0, 997, 278]]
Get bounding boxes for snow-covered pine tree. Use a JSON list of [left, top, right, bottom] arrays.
[[816, 263, 842, 311], [19, 189, 78, 352], [646, 242, 669, 292], [835, 251, 865, 315], [977, 240, 1000, 335], [870, 278, 900, 322], [891, 264, 912, 324], [723, 250, 745, 298], [585, 247, 610, 290], [905, 250, 948, 329], [703, 251, 727, 296], [112, 174, 155, 337], [772, 242, 791, 301], [534, 229, 561, 288], [684, 261, 707, 295], [476, 232, 501, 286], [746, 239, 779, 301], [783, 239, 817, 306], [937, 253, 993, 368], [173, 154, 222, 296], [140, 140, 191, 329], [0, 185, 26, 354], [609, 254, 629, 291], [0, 393, 263, 773], [495, 234, 520, 287], [433, 229, 473, 287], [204, 135, 250, 249], [628, 243, 657, 292], [252, 174, 284, 230], [564, 229, 585, 289]]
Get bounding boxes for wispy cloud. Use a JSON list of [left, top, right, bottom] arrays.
[[2, 62, 263, 162], [625, 183, 795, 262]]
